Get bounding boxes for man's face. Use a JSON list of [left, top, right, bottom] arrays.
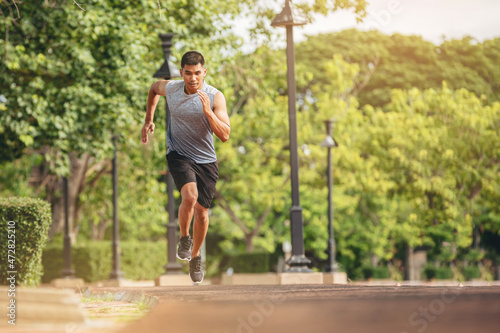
[[180, 64, 207, 94]]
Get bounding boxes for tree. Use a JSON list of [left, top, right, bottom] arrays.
[[296, 30, 500, 107], [328, 85, 499, 275]]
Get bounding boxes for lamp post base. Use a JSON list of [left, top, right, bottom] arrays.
[[60, 268, 75, 278], [286, 255, 313, 273], [325, 263, 339, 273], [109, 271, 124, 280]]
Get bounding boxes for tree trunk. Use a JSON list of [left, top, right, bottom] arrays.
[[98, 219, 111, 240], [245, 233, 254, 252]]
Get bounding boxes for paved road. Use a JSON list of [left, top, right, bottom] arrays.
[[93, 284, 500, 333]]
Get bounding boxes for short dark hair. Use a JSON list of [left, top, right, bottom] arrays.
[[181, 51, 205, 68]]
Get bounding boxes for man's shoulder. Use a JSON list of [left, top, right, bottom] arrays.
[[202, 82, 221, 96], [166, 80, 183, 93], [167, 80, 183, 86]]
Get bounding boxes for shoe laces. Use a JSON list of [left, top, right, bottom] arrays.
[[179, 236, 192, 251], [190, 256, 202, 271]]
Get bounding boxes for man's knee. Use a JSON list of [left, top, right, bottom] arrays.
[[181, 184, 198, 207], [194, 204, 209, 221], [182, 194, 198, 207]]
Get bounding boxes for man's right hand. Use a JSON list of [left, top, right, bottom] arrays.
[[141, 122, 155, 144]]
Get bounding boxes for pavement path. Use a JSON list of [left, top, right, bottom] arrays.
[[86, 284, 500, 333]]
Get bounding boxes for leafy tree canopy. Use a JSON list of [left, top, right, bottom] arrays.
[[296, 29, 500, 107]]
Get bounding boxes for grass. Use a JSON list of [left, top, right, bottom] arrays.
[[85, 303, 149, 322], [79, 289, 153, 323], [81, 292, 116, 303], [135, 301, 150, 312]]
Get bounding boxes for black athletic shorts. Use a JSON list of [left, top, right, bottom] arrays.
[[166, 151, 219, 209]]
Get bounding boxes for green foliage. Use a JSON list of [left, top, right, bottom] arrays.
[[212, 45, 292, 253], [120, 241, 167, 279], [423, 265, 454, 280], [77, 137, 168, 242], [463, 249, 485, 262], [0, 197, 51, 286], [462, 266, 481, 280], [297, 30, 500, 107], [40, 245, 64, 283], [73, 242, 111, 282], [326, 85, 498, 276], [220, 252, 270, 274], [0, 154, 42, 198], [41, 241, 167, 282], [362, 266, 391, 280]]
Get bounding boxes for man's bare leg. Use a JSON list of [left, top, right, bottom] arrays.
[[178, 183, 198, 237], [192, 202, 209, 258]]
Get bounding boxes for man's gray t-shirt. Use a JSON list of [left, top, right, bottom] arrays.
[[165, 80, 219, 164]]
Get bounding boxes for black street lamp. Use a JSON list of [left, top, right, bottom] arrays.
[[271, 0, 311, 273], [61, 176, 75, 278], [153, 33, 183, 275], [320, 119, 339, 273], [110, 135, 123, 280]]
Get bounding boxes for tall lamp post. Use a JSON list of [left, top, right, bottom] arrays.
[[110, 135, 123, 280], [61, 177, 75, 278], [320, 119, 339, 273], [153, 33, 183, 275], [272, 0, 311, 273]]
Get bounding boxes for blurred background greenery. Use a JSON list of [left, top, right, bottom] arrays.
[[0, 0, 499, 281]]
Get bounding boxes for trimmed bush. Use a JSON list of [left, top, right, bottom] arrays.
[[41, 244, 65, 283], [362, 266, 391, 280], [423, 265, 454, 280], [74, 242, 111, 282], [436, 267, 453, 280], [220, 252, 270, 273], [42, 241, 167, 282], [463, 266, 481, 280], [0, 197, 51, 286], [120, 241, 168, 280], [423, 265, 436, 280]]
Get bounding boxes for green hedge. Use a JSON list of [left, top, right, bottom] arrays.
[[42, 241, 167, 282], [220, 252, 270, 273], [463, 266, 481, 280], [423, 265, 454, 280], [362, 266, 391, 280], [0, 197, 51, 286]]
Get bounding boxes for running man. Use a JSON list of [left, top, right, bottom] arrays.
[[141, 51, 230, 283]]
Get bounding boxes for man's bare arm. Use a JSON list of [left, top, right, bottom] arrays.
[[198, 91, 231, 142], [142, 80, 169, 144]]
